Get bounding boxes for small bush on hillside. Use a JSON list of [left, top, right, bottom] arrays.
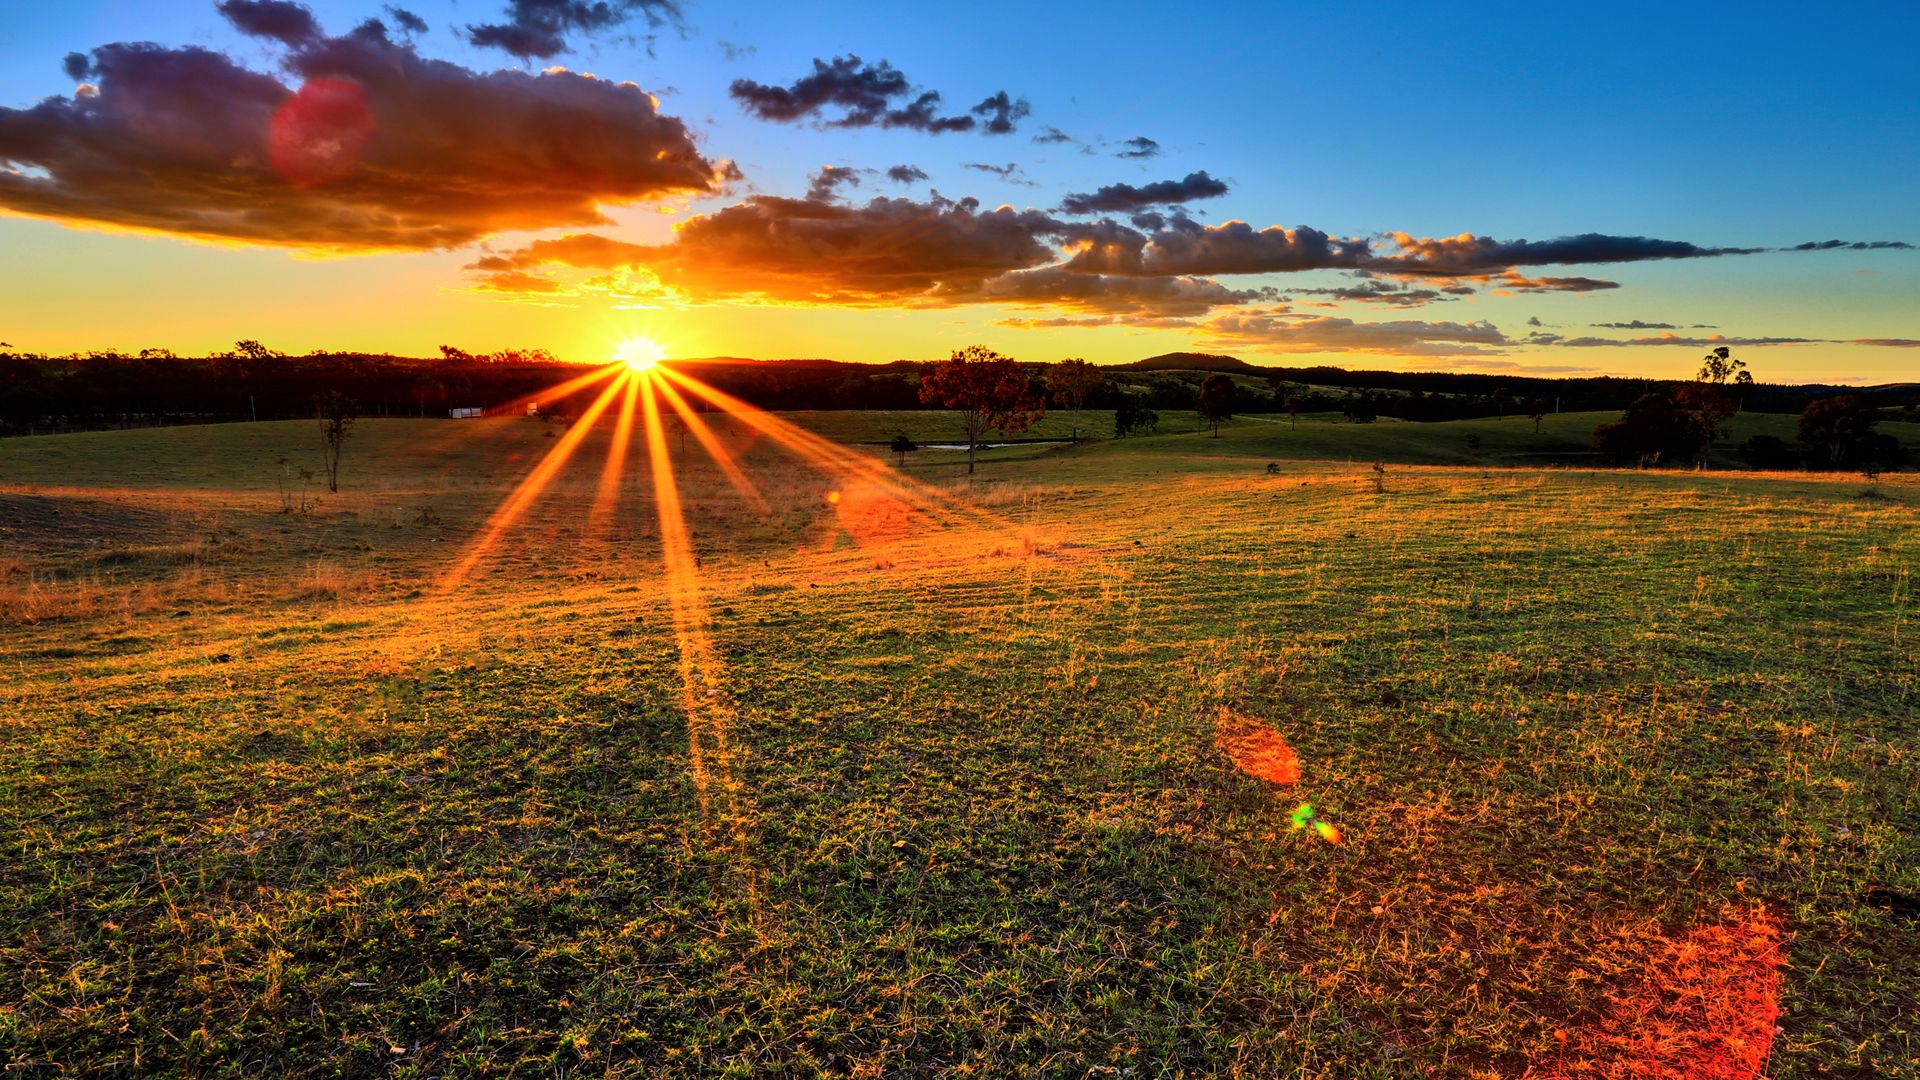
[[1741, 434, 1800, 470]]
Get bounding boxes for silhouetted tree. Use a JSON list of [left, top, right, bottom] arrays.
[[1591, 390, 1712, 467], [1685, 346, 1748, 440], [890, 431, 918, 467], [1114, 392, 1158, 437], [1284, 391, 1303, 429], [1527, 398, 1549, 434], [1697, 345, 1746, 387], [233, 339, 280, 361], [315, 390, 358, 492], [1046, 358, 1104, 441], [1342, 392, 1379, 424], [1196, 374, 1235, 437], [1799, 395, 1906, 471], [918, 345, 1044, 474], [1741, 434, 1799, 470]]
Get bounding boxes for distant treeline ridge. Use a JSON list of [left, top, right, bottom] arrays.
[[0, 346, 1911, 437]]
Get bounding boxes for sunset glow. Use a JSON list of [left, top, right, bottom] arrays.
[[3, 4, 1914, 1076], [617, 336, 667, 373]]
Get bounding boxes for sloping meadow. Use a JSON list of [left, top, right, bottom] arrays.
[[2, 423, 1916, 1076]]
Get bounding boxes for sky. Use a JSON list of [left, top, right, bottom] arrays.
[[1, 0, 1916, 381]]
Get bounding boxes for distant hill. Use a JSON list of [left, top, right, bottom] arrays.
[[1111, 352, 1265, 374]]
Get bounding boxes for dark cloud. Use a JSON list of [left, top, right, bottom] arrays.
[[964, 162, 1036, 185], [1066, 219, 1374, 277], [730, 56, 905, 122], [1059, 171, 1229, 215], [1031, 125, 1075, 145], [1490, 272, 1620, 293], [1129, 210, 1166, 231], [1849, 338, 1920, 347], [1538, 332, 1823, 348], [1790, 239, 1914, 251], [806, 165, 864, 202], [1591, 320, 1719, 330], [466, 0, 682, 60], [0, 21, 727, 250], [969, 91, 1029, 135], [1287, 279, 1463, 308], [1049, 220, 1775, 286], [886, 164, 928, 184], [217, 0, 322, 45], [1200, 312, 1514, 356], [1379, 231, 1764, 275], [384, 6, 428, 35], [469, 195, 1063, 303], [465, 194, 1264, 320], [931, 267, 1265, 317], [730, 55, 1020, 135], [62, 52, 94, 81], [1116, 136, 1159, 159]]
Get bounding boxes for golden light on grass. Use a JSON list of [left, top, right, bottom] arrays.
[[616, 335, 667, 373], [440, 356, 1013, 591]]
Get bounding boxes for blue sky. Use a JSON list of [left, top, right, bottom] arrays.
[[1, 0, 1916, 379]]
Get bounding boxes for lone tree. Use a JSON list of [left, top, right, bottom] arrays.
[[1684, 346, 1749, 440], [1046, 358, 1104, 441], [1114, 392, 1157, 437], [1799, 394, 1907, 471], [315, 390, 358, 493], [1284, 391, 1303, 429], [889, 431, 918, 467], [1527, 398, 1549, 434], [1195, 374, 1235, 437], [918, 345, 1044, 474], [1591, 390, 1711, 467]]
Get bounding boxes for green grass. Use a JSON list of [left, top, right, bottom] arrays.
[[1, 413, 1916, 1076]]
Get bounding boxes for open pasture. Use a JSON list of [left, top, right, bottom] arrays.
[[2, 413, 1916, 1077]]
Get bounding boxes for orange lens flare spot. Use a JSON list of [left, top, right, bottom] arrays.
[[825, 490, 841, 505], [1551, 906, 1785, 1080], [616, 335, 667, 372], [1215, 710, 1302, 786]]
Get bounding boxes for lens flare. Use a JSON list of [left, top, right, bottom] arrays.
[[617, 336, 667, 372], [1290, 802, 1343, 843]]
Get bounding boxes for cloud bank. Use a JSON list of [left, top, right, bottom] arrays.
[[0, 10, 727, 250]]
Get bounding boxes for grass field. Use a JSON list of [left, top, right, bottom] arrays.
[[2, 410, 1916, 1077]]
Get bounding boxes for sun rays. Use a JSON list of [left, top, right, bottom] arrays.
[[437, 353, 1017, 598], [427, 351, 1026, 925], [616, 335, 667, 373]]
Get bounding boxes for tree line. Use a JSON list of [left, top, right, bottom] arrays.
[[1591, 348, 1911, 472], [3, 342, 1913, 452]]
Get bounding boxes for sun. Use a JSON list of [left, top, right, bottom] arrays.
[[616, 336, 667, 372]]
